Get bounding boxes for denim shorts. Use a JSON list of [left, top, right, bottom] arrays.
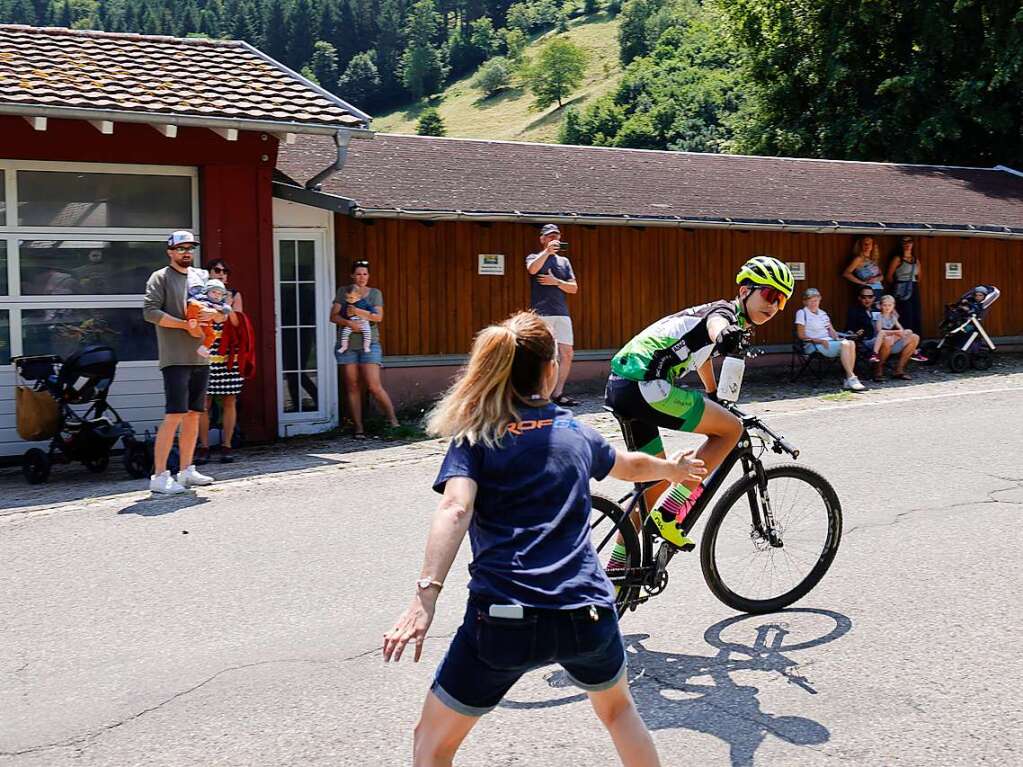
[[805, 340, 843, 358], [431, 597, 626, 717], [335, 340, 382, 366]]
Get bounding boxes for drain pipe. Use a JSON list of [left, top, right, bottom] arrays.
[[306, 129, 352, 191]]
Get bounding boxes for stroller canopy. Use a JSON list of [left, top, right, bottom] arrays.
[[57, 345, 118, 390]]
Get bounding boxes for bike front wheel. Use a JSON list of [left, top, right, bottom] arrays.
[[700, 464, 842, 614]]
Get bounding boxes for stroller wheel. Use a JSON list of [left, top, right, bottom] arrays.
[[23, 448, 51, 485], [947, 350, 970, 373], [123, 440, 152, 479], [919, 340, 941, 366], [971, 352, 993, 371], [84, 453, 110, 474]]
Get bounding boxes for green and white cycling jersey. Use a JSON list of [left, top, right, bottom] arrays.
[[611, 300, 744, 382]]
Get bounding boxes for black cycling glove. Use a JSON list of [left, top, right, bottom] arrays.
[[715, 323, 746, 355]]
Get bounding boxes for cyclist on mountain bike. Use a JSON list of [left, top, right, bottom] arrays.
[[604, 255, 795, 553]]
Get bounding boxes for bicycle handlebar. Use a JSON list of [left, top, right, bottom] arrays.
[[727, 404, 800, 460]]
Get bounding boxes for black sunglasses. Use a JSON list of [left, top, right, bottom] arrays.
[[211, 266, 230, 274], [859, 294, 875, 299]]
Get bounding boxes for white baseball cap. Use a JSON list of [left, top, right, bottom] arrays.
[[167, 230, 200, 247]]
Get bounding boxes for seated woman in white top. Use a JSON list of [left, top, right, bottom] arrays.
[[794, 287, 866, 392]]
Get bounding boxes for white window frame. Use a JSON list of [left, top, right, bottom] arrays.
[[0, 159, 199, 368]]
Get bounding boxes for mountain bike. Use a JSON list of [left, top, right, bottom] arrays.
[[593, 398, 842, 616]]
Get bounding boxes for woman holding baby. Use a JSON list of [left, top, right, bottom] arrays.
[[330, 259, 400, 439]]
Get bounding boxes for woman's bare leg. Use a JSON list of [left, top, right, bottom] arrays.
[[360, 363, 399, 427], [221, 395, 237, 448], [198, 395, 212, 449], [412, 691, 479, 767], [341, 364, 364, 433], [588, 676, 661, 767]]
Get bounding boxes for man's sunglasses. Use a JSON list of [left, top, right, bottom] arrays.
[[859, 293, 875, 300], [757, 287, 788, 309], [171, 245, 197, 253]]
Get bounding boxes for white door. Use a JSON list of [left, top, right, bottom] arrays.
[[274, 230, 335, 435]]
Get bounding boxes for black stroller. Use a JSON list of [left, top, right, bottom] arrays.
[[920, 285, 1001, 373], [13, 346, 152, 484]]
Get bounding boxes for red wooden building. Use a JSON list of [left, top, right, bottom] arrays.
[[0, 24, 369, 456]]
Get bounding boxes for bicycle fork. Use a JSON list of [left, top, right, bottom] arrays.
[[746, 458, 784, 549]]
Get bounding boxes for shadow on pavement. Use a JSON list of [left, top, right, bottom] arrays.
[[0, 451, 350, 512], [502, 608, 853, 767], [117, 493, 211, 517]]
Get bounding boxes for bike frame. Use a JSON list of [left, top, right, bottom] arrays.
[[610, 405, 797, 577]]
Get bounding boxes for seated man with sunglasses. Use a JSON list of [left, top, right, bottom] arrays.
[[604, 256, 794, 550]]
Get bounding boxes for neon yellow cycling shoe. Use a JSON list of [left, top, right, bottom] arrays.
[[649, 508, 695, 549]]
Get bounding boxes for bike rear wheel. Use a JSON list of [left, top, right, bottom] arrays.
[[590, 494, 642, 618], [700, 464, 842, 614]]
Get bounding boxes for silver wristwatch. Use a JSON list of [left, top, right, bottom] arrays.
[[416, 578, 443, 592]]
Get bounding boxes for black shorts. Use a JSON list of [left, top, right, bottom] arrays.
[[162, 365, 210, 414]]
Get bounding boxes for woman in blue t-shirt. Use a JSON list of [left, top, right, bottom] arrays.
[[383, 311, 706, 767]]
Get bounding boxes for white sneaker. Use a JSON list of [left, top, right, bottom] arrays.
[[844, 376, 867, 392], [177, 464, 214, 488], [150, 470, 187, 495]]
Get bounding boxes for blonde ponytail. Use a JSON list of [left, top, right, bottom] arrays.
[[427, 312, 556, 447]]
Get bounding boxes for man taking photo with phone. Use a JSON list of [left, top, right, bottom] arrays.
[[526, 223, 579, 406]]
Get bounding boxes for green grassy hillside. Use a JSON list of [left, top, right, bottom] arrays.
[[374, 12, 622, 143]]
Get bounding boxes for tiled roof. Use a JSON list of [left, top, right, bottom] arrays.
[[0, 25, 368, 130], [277, 133, 1023, 234]]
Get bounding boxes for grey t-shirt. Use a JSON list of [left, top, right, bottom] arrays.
[[334, 286, 383, 347], [526, 253, 574, 317], [143, 266, 208, 369]]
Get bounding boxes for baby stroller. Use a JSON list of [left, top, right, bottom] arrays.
[[13, 346, 152, 484], [920, 285, 1001, 373]]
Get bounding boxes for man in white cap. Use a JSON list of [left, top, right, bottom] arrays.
[[142, 231, 226, 494], [526, 223, 579, 406]]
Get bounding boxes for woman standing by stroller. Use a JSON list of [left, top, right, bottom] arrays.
[[886, 236, 923, 337], [383, 311, 705, 767], [198, 259, 244, 464]]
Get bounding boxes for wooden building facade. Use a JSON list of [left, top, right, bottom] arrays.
[[335, 218, 1022, 359]]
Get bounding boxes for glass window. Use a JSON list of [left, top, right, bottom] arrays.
[[22, 307, 157, 362], [19, 240, 166, 296], [0, 240, 7, 296], [0, 310, 9, 366], [18, 171, 191, 228], [0, 169, 6, 225]]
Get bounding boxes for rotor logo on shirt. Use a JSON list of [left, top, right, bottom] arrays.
[[506, 416, 578, 436]]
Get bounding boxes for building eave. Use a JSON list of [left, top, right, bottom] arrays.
[[346, 206, 1023, 240], [0, 103, 375, 138]]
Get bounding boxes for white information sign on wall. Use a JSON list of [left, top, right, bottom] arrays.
[[478, 253, 505, 275], [945, 262, 963, 280], [787, 262, 806, 281]]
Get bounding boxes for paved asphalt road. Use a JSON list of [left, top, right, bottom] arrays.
[[2, 373, 1022, 766]]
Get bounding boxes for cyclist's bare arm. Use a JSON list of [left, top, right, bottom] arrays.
[[609, 449, 706, 485], [697, 358, 716, 396]]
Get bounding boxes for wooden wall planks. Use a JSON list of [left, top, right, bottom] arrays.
[[335, 218, 1022, 356]]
